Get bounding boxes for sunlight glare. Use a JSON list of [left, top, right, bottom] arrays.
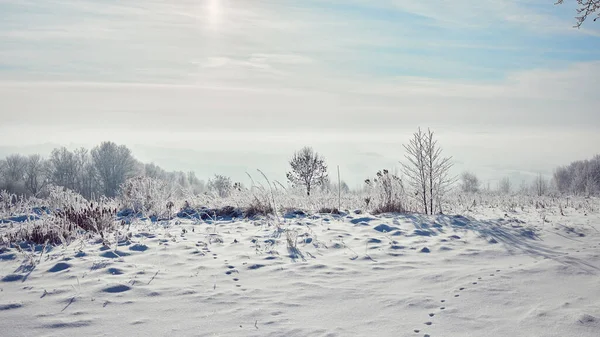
[[207, 0, 222, 28]]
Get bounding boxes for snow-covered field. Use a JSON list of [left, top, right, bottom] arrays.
[[1, 200, 600, 337]]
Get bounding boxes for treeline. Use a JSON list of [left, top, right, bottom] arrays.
[[2, 139, 599, 202], [457, 155, 600, 197], [554, 155, 600, 196], [458, 171, 552, 197], [0, 142, 205, 199]]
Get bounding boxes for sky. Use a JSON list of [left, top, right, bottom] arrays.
[[1, 0, 599, 188]]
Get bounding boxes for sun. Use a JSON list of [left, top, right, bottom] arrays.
[[207, 0, 220, 16], [207, 0, 222, 27]]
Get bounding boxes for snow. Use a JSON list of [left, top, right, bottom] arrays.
[[1, 203, 600, 337]]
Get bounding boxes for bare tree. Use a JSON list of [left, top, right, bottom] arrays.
[[286, 147, 328, 196], [1, 154, 27, 194], [401, 128, 454, 215], [48, 147, 79, 191], [175, 171, 189, 189], [4, 154, 27, 182], [91, 142, 137, 197], [556, 0, 600, 28], [207, 174, 233, 198], [23, 154, 49, 196], [144, 163, 168, 180], [532, 173, 549, 197], [402, 131, 428, 213], [498, 177, 512, 194], [460, 171, 480, 193], [337, 180, 350, 194], [0, 159, 5, 186], [187, 171, 205, 194], [73, 147, 89, 192], [554, 155, 600, 196], [72, 148, 100, 199], [80, 161, 98, 199]]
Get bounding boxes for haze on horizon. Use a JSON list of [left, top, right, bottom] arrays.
[[1, 0, 599, 187]]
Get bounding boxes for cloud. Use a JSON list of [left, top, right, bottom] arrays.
[[1, 60, 598, 136], [1, 0, 599, 186]]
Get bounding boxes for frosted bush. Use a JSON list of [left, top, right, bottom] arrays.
[[120, 176, 175, 218]]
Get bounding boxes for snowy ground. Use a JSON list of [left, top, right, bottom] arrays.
[[1, 205, 600, 337]]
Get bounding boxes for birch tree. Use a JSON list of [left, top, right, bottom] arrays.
[[401, 128, 455, 215]]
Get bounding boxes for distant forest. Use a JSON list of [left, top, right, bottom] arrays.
[[0, 141, 599, 200], [0, 141, 205, 199]]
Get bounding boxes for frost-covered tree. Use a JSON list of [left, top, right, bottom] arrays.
[[498, 177, 512, 194], [401, 128, 454, 215], [337, 180, 350, 194], [91, 142, 137, 197], [553, 155, 600, 196], [23, 154, 49, 196], [286, 147, 328, 196], [207, 174, 233, 198], [48, 147, 79, 191], [0, 159, 5, 188], [4, 154, 26, 182], [532, 173, 549, 197], [144, 163, 168, 180], [1, 154, 27, 194], [187, 171, 205, 194], [460, 171, 480, 193], [80, 161, 98, 199], [71, 147, 100, 199]]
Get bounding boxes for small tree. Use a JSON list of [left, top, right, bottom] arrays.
[[532, 173, 549, 197], [498, 177, 512, 194], [187, 171, 205, 194], [207, 174, 233, 198], [460, 171, 480, 193], [286, 147, 328, 196], [401, 128, 454, 215], [338, 180, 350, 194]]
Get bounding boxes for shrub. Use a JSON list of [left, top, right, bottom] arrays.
[[318, 207, 341, 215], [372, 201, 405, 215], [207, 175, 233, 198], [244, 197, 274, 218], [55, 203, 116, 234], [120, 176, 174, 218], [177, 205, 243, 220], [365, 169, 406, 214], [460, 171, 480, 193], [1, 217, 75, 245], [46, 185, 89, 211]]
